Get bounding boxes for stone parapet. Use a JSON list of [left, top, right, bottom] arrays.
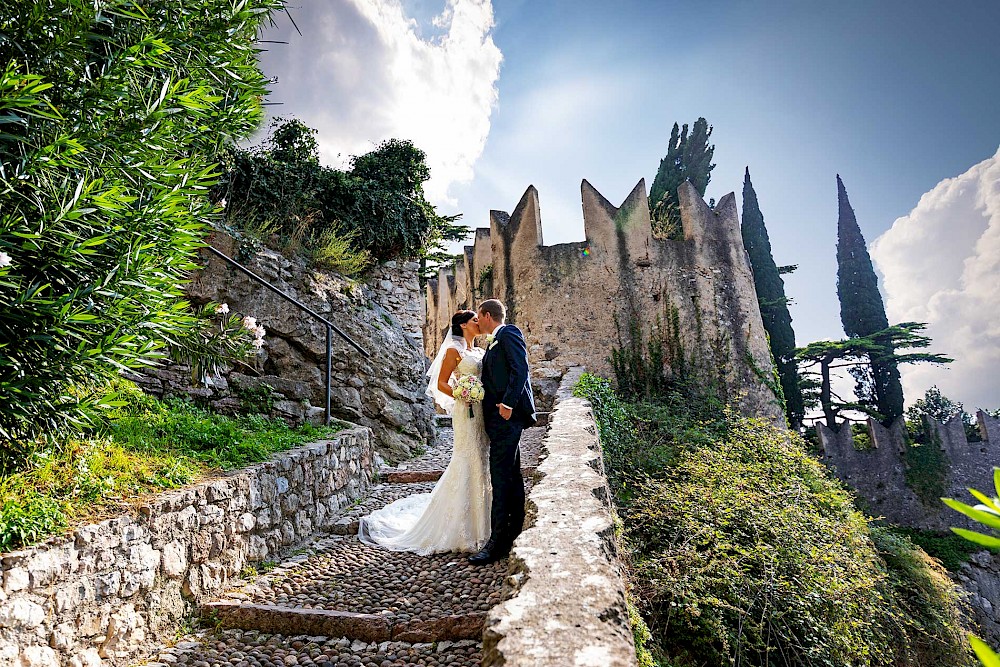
[[817, 413, 1000, 530], [423, 179, 784, 422], [0, 426, 375, 667], [482, 368, 637, 666]]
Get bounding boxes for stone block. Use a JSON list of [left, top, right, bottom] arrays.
[[18, 645, 59, 667], [161, 540, 187, 579], [0, 598, 45, 628], [206, 481, 234, 503], [68, 648, 102, 667], [4, 566, 29, 593]]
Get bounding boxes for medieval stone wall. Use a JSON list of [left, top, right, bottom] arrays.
[[424, 180, 783, 419], [818, 411, 1000, 530], [0, 427, 374, 667]]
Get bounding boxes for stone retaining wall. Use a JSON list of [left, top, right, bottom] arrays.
[[483, 368, 637, 666], [0, 426, 375, 667]]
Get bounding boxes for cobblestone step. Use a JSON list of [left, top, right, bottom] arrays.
[[147, 421, 552, 666], [221, 535, 506, 620], [150, 629, 482, 667]]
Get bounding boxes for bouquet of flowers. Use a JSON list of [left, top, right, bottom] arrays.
[[454, 374, 485, 418]]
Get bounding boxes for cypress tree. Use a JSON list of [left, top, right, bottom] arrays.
[[836, 175, 904, 422], [650, 118, 715, 236], [741, 168, 804, 428]]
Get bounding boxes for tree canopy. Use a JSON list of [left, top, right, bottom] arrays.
[[0, 0, 281, 449], [797, 323, 951, 428], [217, 118, 468, 277], [836, 175, 905, 423], [649, 118, 715, 238]]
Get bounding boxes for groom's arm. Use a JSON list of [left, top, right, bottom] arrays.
[[499, 326, 530, 410]]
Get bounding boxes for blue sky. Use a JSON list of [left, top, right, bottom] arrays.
[[258, 0, 1000, 409]]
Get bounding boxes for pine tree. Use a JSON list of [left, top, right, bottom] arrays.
[[650, 118, 715, 237], [836, 175, 905, 423], [741, 168, 804, 428]]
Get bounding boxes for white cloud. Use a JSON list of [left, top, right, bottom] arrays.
[[870, 147, 1000, 412], [258, 0, 502, 206]]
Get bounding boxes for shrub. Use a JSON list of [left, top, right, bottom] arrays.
[[0, 0, 281, 448], [575, 372, 973, 667], [217, 118, 467, 273]]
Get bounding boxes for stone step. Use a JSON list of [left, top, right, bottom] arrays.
[[150, 629, 482, 666], [434, 412, 550, 429], [204, 601, 485, 643], [383, 425, 547, 484], [223, 535, 507, 620]]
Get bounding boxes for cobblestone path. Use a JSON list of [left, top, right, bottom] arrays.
[[144, 418, 547, 667]]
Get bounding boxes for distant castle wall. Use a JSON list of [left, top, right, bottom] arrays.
[[818, 411, 1000, 530], [424, 179, 784, 419]]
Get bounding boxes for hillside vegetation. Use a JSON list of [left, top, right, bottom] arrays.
[[574, 374, 973, 667]]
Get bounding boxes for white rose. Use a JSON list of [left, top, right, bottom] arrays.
[[215, 303, 230, 315], [0, 251, 11, 268]]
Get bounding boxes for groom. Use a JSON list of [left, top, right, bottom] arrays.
[[469, 299, 536, 565]]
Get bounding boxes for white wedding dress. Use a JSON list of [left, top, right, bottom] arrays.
[[358, 343, 492, 555]]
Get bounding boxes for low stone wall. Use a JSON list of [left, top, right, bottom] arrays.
[[0, 426, 375, 667], [483, 368, 637, 666]]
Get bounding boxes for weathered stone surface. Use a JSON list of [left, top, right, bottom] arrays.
[[0, 428, 375, 667], [482, 369, 637, 666], [424, 180, 785, 421], [203, 602, 392, 644], [819, 413, 1000, 531], [391, 614, 485, 642], [169, 235, 435, 462]]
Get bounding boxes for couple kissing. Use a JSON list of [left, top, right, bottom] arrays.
[[359, 299, 536, 565]]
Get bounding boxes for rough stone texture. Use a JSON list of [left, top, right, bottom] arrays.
[[424, 180, 783, 421], [0, 428, 375, 667], [818, 411, 1000, 530], [148, 629, 483, 667], [952, 550, 1000, 646], [137, 232, 435, 462], [229, 535, 506, 620], [482, 369, 637, 667]]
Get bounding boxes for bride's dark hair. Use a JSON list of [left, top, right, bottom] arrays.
[[449, 310, 476, 336]]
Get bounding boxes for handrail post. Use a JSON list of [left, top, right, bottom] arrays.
[[325, 326, 332, 426]]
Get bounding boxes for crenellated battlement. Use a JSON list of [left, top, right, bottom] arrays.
[[817, 411, 1000, 530], [424, 179, 783, 417]]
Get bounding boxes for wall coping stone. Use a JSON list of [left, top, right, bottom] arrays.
[[482, 368, 637, 666]]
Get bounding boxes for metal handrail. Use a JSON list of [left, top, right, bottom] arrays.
[[204, 245, 371, 426]]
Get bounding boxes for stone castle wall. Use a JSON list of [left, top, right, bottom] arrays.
[[0, 427, 375, 667], [424, 180, 783, 419], [818, 411, 1000, 530]]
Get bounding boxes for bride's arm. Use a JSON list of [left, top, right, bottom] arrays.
[[437, 348, 461, 398]]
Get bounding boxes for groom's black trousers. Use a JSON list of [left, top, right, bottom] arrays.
[[484, 415, 526, 549]]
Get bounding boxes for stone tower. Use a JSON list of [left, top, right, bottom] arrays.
[[424, 179, 784, 420]]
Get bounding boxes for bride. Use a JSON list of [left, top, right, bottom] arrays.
[[358, 310, 491, 555]]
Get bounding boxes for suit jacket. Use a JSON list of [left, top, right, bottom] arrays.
[[482, 324, 537, 428]]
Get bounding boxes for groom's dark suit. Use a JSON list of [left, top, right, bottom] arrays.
[[481, 323, 536, 552]]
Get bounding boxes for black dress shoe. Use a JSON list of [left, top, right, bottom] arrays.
[[468, 539, 499, 564]]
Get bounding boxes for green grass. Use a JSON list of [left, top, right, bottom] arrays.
[[0, 380, 338, 551]]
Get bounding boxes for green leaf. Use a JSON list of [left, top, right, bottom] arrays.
[[942, 497, 1000, 532], [971, 636, 1000, 667], [950, 527, 1000, 550]]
